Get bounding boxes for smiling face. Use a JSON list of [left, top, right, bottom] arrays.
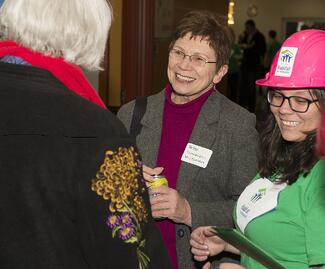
[[271, 89, 321, 142], [167, 33, 227, 104]]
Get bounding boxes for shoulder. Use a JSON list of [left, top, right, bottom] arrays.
[[117, 99, 136, 131], [296, 160, 325, 202], [212, 91, 256, 128], [117, 90, 165, 130], [61, 97, 131, 140], [256, 30, 265, 38], [305, 160, 325, 187], [1, 72, 128, 139], [118, 99, 136, 117], [118, 90, 164, 113], [299, 160, 325, 213]]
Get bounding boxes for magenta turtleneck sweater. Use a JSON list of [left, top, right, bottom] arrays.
[[156, 83, 213, 269]]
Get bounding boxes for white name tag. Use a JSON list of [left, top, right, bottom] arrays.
[[236, 177, 287, 233], [181, 143, 212, 168]]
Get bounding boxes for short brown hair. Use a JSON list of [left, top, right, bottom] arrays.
[[169, 10, 232, 70]]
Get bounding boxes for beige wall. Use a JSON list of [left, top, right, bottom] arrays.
[[232, 0, 325, 42], [108, 0, 122, 106], [83, 0, 122, 107]]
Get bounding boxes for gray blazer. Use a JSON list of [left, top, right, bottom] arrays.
[[117, 89, 259, 269]]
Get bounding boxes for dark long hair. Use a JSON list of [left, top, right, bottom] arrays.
[[259, 89, 325, 184]]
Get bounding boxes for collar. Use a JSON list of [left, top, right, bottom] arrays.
[[0, 40, 106, 108]]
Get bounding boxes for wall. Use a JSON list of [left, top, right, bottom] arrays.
[[108, 0, 122, 106], [232, 0, 325, 43], [83, 0, 122, 106]]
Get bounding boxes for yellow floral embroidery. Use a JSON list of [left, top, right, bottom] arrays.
[[91, 146, 149, 269]]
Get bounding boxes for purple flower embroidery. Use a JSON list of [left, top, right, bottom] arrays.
[[119, 225, 136, 241], [120, 212, 133, 226], [106, 213, 120, 228], [92, 147, 150, 268]]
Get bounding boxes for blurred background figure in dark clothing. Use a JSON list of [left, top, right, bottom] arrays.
[[238, 19, 266, 113], [264, 30, 281, 70], [227, 28, 242, 103]]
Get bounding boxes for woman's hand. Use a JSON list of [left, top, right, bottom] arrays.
[[149, 186, 192, 226], [190, 226, 228, 262], [191, 227, 240, 264], [142, 164, 164, 184], [142, 164, 192, 226], [220, 263, 245, 269], [200, 262, 245, 269]]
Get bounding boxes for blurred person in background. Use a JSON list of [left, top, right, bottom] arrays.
[[118, 10, 258, 269], [264, 30, 281, 71], [0, 0, 171, 268], [227, 28, 242, 103], [238, 19, 266, 113]]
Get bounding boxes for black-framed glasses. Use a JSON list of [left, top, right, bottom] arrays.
[[267, 90, 318, 113], [169, 49, 217, 68]]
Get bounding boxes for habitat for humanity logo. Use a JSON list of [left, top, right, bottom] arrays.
[[280, 49, 293, 63], [250, 188, 266, 203], [275, 46, 298, 78]]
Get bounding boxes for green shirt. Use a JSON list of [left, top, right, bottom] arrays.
[[236, 161, 325, 269]]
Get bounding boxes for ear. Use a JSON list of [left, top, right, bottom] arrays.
[[213, 64, 228, 84]]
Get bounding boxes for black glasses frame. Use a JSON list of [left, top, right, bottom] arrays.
[[267, 90, 318, 113]]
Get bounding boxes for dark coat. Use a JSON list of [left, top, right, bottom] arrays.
[[118, 89, 259, 269], [0, 62, 171, 269], [241, 30, 266, 71]]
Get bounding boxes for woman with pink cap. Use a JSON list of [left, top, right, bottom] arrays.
[[190, 29, 325, 269]]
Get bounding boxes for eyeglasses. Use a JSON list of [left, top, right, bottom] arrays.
[[267, 90, 318, 113], [169, 49, 217, 68]]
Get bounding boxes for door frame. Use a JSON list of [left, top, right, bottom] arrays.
[[120, 0, 155, 104]]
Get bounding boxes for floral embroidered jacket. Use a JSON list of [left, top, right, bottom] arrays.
[[0, 62, 171, 269]]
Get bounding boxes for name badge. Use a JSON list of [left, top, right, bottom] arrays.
[[181, 143, 212, 168], [236, 177, 287, 233]]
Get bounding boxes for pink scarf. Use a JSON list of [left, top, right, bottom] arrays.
[[0, 40, 106, 108]]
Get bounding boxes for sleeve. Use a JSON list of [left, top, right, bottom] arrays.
[[229, 113, 259, 202], [116, 100, 136, 132], [190, 112, 259, 229], [305, 161, 325, 266]]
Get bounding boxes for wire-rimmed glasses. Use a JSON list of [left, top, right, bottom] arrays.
[[169, 48, 217, 68]]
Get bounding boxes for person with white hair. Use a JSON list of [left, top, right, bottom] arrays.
[[0, 1, 171, 268]]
